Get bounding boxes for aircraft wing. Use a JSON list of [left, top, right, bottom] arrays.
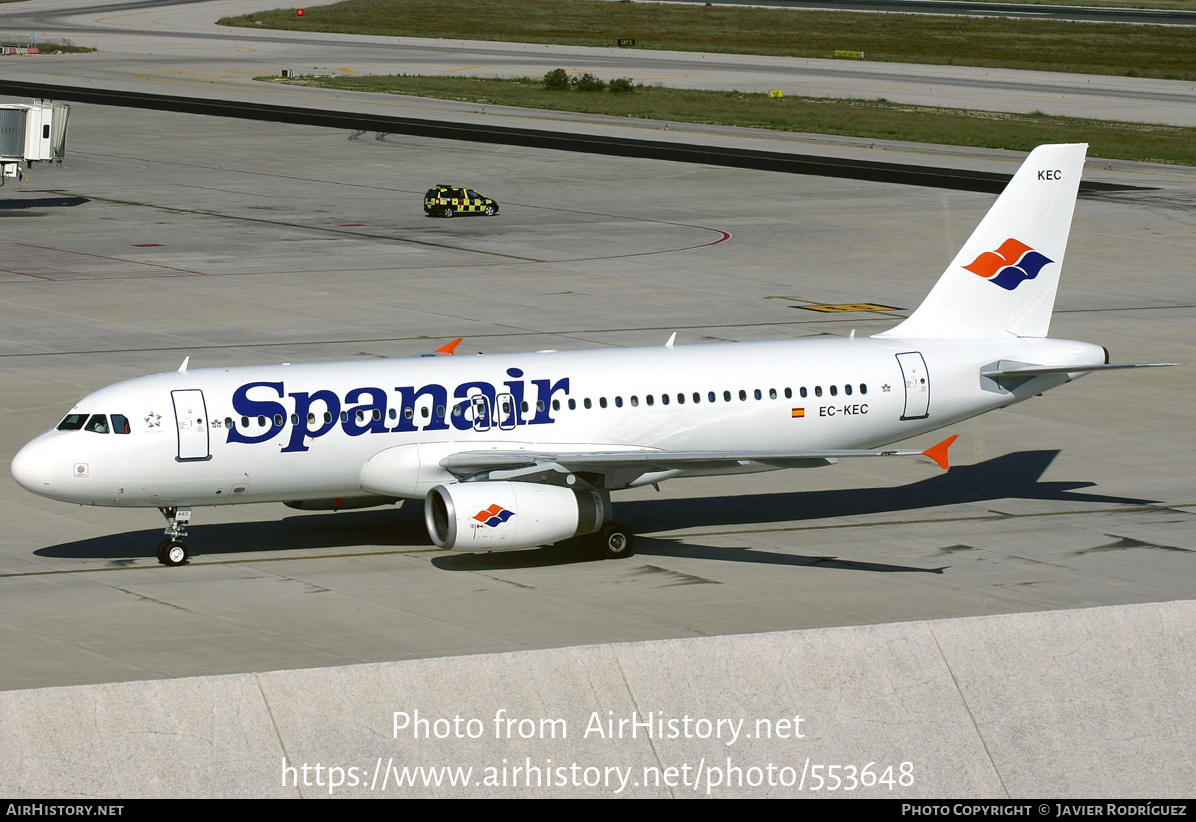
[[439, 436, 958, 488]]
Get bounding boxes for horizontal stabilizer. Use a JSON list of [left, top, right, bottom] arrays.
[[980, 362, 1179, 378]]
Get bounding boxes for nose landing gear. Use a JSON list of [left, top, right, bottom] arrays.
[[156, 506, 192, 566]]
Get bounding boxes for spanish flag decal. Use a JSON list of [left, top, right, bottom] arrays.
[[791, 408, 805, 418]]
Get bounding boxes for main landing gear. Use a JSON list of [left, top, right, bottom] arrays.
[[590, 522, 634, 559], [156, 506, 192, 566]]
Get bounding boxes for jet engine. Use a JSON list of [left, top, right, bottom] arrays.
[[425, 481, 604, 552]]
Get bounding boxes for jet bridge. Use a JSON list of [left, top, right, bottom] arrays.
[[0, 100, 69, 185]]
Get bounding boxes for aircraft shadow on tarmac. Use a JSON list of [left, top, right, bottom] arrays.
[[34, 450, 1154, 569], [0, 195, 89, 211]]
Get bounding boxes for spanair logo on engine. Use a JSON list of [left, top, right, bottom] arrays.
[[472, 504, 514, 528], [963, 238, 1053, 291]]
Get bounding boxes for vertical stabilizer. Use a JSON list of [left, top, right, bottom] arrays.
[[877, 144, 1088, 339]]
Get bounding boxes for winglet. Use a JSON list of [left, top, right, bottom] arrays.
[[922, 435, 958, 470], [434, 337, 463, 356]]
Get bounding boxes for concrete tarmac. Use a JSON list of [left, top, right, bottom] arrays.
[[1, 103, 1193, 694]]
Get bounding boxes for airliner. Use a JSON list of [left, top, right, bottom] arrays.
[[10, 144, 1173, 566]]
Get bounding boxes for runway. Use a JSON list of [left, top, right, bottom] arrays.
[[1, 100, 1193, 692], [2, 0, 1195, 126]]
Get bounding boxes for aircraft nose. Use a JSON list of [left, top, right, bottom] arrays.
[[11, 437, 55, 496]]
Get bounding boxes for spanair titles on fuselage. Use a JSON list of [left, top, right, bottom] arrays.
[[226, 365, 568, 453]]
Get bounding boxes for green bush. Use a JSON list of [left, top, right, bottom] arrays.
[[571, 72, 606, 92], [542, 68, 570, 90], [608, 77, 634, 93]]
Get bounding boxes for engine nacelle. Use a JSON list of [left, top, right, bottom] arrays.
[[425, 481, 604, 552]]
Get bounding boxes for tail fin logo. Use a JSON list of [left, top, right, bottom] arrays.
[[472, 504, 514, 528], [963, 238, 1053, 291]]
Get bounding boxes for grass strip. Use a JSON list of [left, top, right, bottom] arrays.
[[271, 74, 1196, 166], [222, 0, 1196, 81]]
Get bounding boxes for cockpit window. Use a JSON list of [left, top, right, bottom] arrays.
[[83, 414, 110, 434], [111, 414, 131, 435], [57, 413, 88, 431]]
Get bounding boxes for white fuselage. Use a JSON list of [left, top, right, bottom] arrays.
[[11, 334, 1103, 509]]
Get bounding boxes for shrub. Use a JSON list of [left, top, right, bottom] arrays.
[[571, 72, 606, 92], [542, 68, 570, 90], [609, 77, 634, 93]]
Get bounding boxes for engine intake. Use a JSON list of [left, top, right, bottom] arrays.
[[425, 482, 604, 551]]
